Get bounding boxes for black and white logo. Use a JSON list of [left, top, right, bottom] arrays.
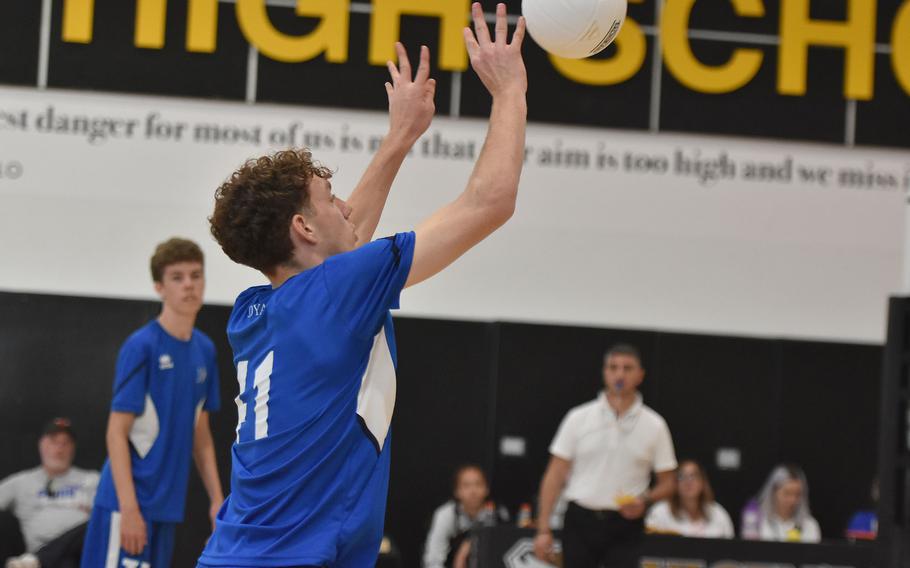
[[504, 538, 557, 568]]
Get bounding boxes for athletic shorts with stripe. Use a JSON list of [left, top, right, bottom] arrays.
[[80, 506, 175, 568]]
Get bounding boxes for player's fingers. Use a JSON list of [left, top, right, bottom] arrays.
[[415, 45, 431, 83], [427, 78, 437, 99], [395, 42, 412, 81], [471, 2, 491, 45], [385, 82, 394, 100], [511, 15, 527, 48], [386, 60, 400, 85], [494, 3, 507, 45], [122, 533, 137, 555], [463, 27, 480, 58]]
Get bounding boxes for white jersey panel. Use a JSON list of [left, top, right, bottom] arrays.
[[356, 327, 397, 451]]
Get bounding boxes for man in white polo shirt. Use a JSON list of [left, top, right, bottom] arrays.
[[533, 344, 677, 567]]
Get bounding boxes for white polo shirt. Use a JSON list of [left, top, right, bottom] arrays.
[[549, 392, 677, 511]]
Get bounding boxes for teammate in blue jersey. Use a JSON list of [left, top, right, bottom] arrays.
[[83, 238, 224, 568], [199, 4, 527, 566]]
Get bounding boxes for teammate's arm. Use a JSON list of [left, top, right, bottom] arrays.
[[405, 3, 527, 288], [346, 43, 436, 244], [107, 410, 147, 555], [192, 411, 224, 529], [533, 455, 571, 561]]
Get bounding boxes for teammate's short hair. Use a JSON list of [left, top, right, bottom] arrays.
[[150, 238, 204, 282], [209, 148, 333, 273], [603, 343, 642, 367]]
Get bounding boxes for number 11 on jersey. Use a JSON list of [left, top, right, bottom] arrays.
[[235, 351, 274, 442]]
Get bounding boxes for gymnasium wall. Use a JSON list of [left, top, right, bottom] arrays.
[[1, 0, 908, 343], [0, 1, 903, 565], [0, 292, 881, 566]]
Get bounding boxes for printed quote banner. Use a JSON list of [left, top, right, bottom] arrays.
[[0, 85, 906, 342]]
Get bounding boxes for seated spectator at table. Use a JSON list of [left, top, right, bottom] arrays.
[[845, 478, 878, 541], [645, 459, 734, 539], [740, 464, 821, 543], [422, 464, 509, 568], [1, 418, 99, 568]]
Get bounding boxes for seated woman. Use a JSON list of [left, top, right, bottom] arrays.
[[741, 464, 821, 543], [422, 464, 508, 568], [645, 459, 734, 538]]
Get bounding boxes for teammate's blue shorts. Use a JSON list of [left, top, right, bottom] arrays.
[[80, 506, 175, 568], [197, 565, 321, 568]]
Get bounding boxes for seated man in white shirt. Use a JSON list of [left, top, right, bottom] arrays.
[[645, 459, 734, 539], [1, 418, 99, 568], [534, 344, 677, 568]]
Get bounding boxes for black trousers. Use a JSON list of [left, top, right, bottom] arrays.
[[34, 522, 87, 568], [561, 502, 643, 568]]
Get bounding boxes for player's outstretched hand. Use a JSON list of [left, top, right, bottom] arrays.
[[463, 2, 527, 99], [386, 42, 436, 144]]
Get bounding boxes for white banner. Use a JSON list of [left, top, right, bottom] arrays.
[[0, 85, 906, 342]]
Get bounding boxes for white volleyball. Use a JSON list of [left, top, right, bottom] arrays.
[[521, 0, 628, 59]]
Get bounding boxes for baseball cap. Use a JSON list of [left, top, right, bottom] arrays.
[[42, 417, 76, 441]]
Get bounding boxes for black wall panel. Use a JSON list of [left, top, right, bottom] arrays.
[[257, 12, 453, 113], [0, 292, 885, 565], [687, 0, 778, 34], [47, 0, 249, 100], [856, 52, 910, 149], [777, 340, 881, 539], [660, 44, 849, 144], [2, 1, 906, 148], [0, 1, 41, 86]]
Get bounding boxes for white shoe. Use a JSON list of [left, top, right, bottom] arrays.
[[5, 553, 40, 568]]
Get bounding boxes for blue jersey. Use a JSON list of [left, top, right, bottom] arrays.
[[94, 320, 220, 522], [199, 232, 415, 567]]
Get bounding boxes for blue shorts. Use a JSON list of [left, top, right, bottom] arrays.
[[80, 506, 175, 568]]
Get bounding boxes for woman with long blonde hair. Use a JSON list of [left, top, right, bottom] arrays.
[[741, 464, 821, 542]]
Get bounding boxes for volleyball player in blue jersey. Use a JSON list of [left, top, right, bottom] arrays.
[[82, 238, 224, 568], [199, 4, 527, 566]]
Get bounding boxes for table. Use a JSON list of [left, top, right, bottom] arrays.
[[472, 526, 876, 568]]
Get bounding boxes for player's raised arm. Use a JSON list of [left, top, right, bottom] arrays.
[[346, 43, 437, 244], [405, 3, 527, 288]]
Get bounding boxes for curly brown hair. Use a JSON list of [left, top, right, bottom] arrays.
[[209, 149, 332, 273], [150, 238, 204, 282]]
